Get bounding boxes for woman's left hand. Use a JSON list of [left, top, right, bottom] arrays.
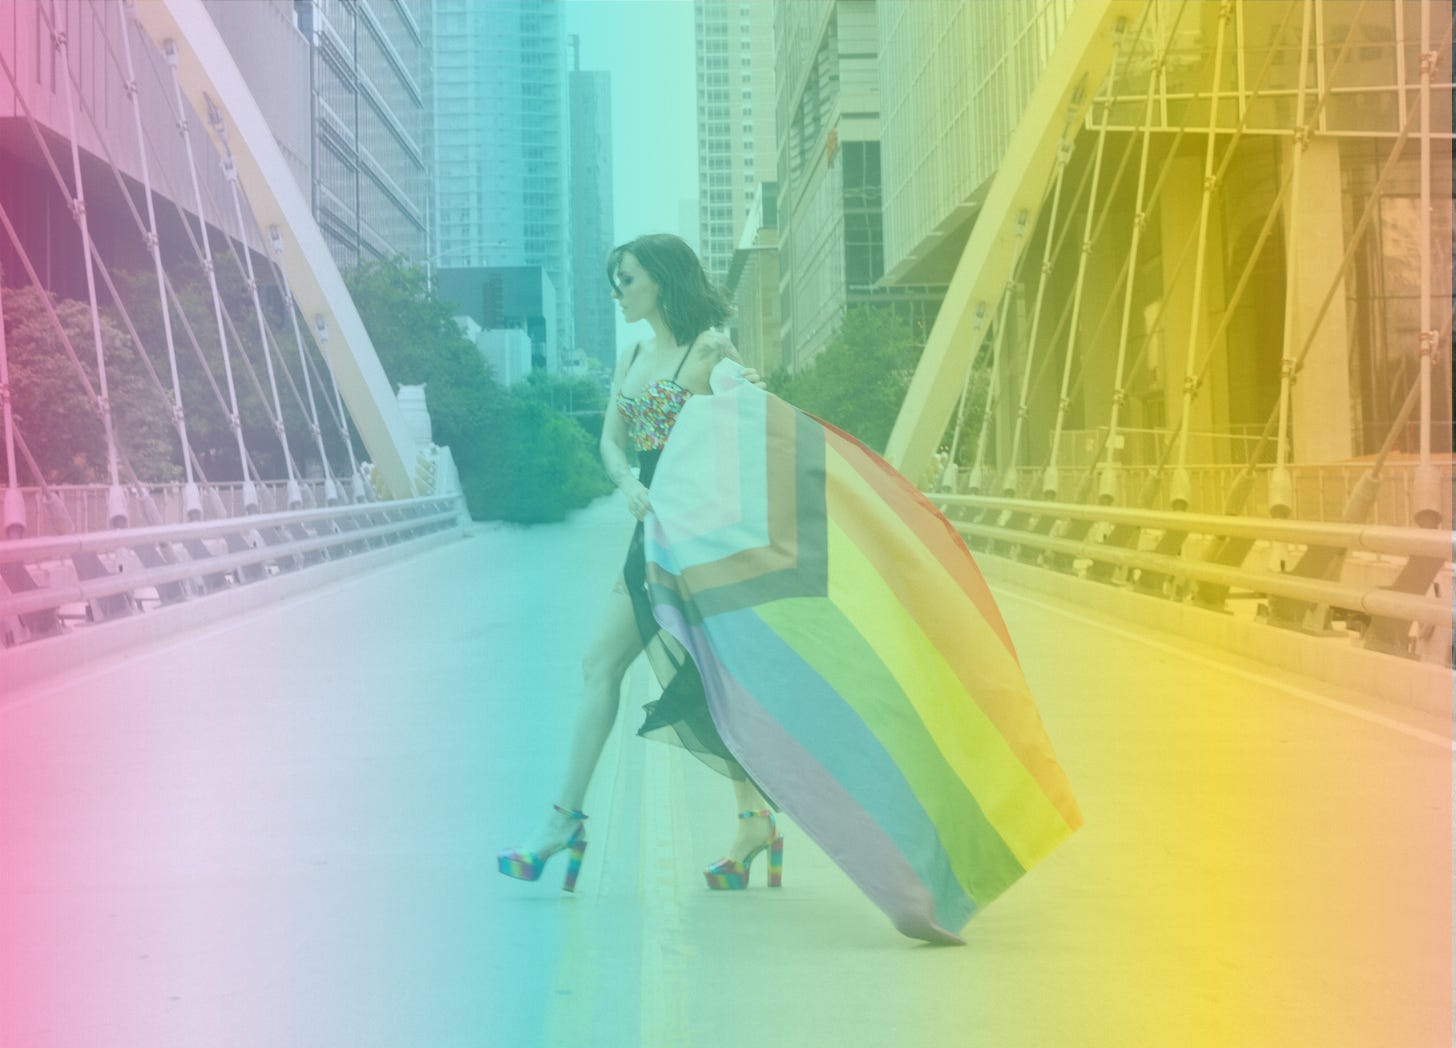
[[622, 478, 652, 520], [741, 367, 768, 390]]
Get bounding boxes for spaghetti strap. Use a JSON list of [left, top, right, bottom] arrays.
[[669, 337, 693, 381], [670, 335, 696, 383]]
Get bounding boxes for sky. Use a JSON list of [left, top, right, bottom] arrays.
[[562, 0, 700, 348]]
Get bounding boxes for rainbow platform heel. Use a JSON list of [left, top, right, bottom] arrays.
[[703, 809, 783, 890], [498, 804, 589, 892]]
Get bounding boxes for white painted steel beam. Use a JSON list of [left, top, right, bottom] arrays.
[[130, 0, 419, 497], [885, 0, 1142, 481]]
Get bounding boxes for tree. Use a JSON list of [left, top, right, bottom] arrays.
[[768, 305, 923, 453], [1, 285, 177, 485], [108, 255, 338, 484], [515, 369, 608, 444], [345, 257, 611, 523], [769, 304, 994, 463]]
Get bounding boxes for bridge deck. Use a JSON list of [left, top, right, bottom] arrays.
[[1, 495, 1449, 1048]]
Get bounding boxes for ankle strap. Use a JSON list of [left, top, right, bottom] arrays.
[[554, 804, 588, 820], [737, 809, 772, 819]]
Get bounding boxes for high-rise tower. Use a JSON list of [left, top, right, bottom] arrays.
[[293, 0, 429, 267], [569, 38, 615, 370], [429, 0, 574, 369], [694, 0, 777, 289]]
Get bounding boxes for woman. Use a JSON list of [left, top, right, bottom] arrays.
[[498, 233, 780, 895], [499, 234, 1081, 943]]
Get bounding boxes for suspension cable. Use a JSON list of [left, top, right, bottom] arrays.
[[1004, 133, 1073, 494], [1098, 0, 1191, 505], [1168, 1, 1234, 509], [268, 228, 340, 504], [116, 0, 201, 519], [1147, 0, 1433, 502], [313, 315, 368, 501], [53, 13, 127, 526], [22, 4, 268, 500], [0, 280, 23, 537], [108, 7, 357, 487], [964, 211, 1031, 493], [1041, 23, 1128, 499], [1011, 0, 1299, 499], [1267, 0, 1317, 519], [940, 302, 989, 487], [208, 101, 304, 508], [1412, 0, 1440, 527], [16, 4, 217, 496], [162, 39, 258, 512]]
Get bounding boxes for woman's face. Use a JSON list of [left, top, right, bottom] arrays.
[[613, 252, 660, 324]]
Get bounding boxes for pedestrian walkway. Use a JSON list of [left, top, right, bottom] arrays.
[[1, 493, 1448, 1048]]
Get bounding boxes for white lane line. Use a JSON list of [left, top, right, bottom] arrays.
[[997, 588, 1455, 752]]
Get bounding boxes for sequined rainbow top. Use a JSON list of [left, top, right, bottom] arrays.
[[617, 379, 692, 452]]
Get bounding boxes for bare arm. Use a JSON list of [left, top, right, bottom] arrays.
[[602, 345, 654, 519], [600, 345, 635, 486], [685, 329, 767, 390]]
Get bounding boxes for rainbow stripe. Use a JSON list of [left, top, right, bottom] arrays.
[[644, 377, 1082, 943]]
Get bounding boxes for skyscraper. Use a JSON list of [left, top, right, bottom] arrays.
[[773, 0, 938, 370], [569, 41, 615, 370], [293, 0, 429, 267], [429, 0, 574, 369], [694, 0, 777, 288]]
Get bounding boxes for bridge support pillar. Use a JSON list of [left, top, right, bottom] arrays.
[[1284, 138, 1352, 465]]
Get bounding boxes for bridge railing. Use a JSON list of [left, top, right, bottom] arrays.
[[0, 494, 468, 651], [3, 480, 376, 538], [932, 493, 1453, 667], [967, 460, 1453, 528]]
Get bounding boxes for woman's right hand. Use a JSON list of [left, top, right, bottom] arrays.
[[623, 478, 652, 520]]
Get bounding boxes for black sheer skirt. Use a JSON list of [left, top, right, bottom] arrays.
[[623, 449, 747, 781]]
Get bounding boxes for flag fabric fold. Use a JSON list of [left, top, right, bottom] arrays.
[[642, 363, 1082, 943]]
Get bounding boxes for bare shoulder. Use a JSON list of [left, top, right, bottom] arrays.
[[694, 328, 738, 363], [611, 342, 639, 388]]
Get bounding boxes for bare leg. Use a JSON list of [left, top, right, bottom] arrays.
[[523, 586, 643, 853], [725, 776, 775, 861]]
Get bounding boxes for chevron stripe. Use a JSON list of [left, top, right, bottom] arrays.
[[643, 381, 1081, 941]]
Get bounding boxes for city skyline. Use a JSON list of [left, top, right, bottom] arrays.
[[563, 0, 698, 352]]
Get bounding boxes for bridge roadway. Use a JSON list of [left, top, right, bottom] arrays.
[[1, 492, 1450, 1048]]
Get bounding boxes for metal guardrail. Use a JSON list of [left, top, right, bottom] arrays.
[[0, 495, 468, 649], [931, 493, 1453, 663], [967, 460, 1454, 527], [3, 480, 372, 537]]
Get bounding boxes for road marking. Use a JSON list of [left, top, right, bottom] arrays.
[[998, 588, 1454, 752]]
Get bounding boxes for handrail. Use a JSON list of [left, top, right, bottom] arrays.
[[0, 495, 463, 564], [0, 493, 470, 647], [0, 504, 462, 620], [929, 494, 1453, 639], [934, 494, 1456, 561], [949, 518, 1449, 629]]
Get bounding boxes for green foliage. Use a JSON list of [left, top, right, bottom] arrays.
[[345, 256, 611, 523], [952, 364, 994, 467], [767, 305, 924, 453], [2, 286, 178, 484], [108, 254, 343, 483], [469, 397, 613, 523], [516, 370, 606, 415], [515, 369, 609, 446], [344, 256, 501, 453], [767, 304, 993, 462], [2, 253, 613, 523]]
